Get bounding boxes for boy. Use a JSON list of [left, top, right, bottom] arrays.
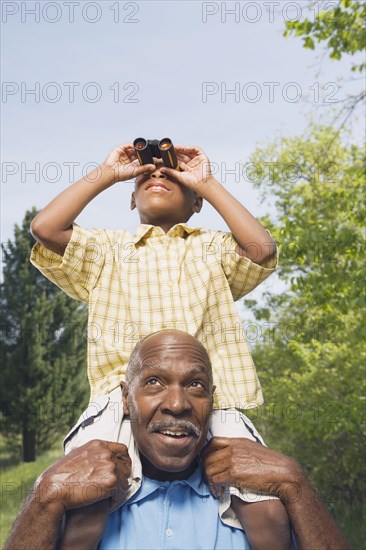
[[30, 142, 291, 549]]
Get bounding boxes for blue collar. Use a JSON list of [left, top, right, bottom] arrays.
[[126, 465, 210, 505]]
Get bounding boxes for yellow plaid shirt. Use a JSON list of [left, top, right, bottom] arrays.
[[30, 223, 277, 409]]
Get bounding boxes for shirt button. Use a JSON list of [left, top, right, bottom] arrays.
[[165, 528, 173, 537], [167, 280, 174, 287]]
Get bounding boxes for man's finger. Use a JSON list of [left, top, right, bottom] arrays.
[[203, 449, 231, 472], [202, 437, 232, 457], [104, 441, 130, 456], [207, 479, 219, 498]]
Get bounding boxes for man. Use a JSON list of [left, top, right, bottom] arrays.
[[5, 331, 349, 550]]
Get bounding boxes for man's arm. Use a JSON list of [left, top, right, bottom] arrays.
[[30, 145, 155, 255], [4, 440, 131, 550], [160, 146, 277, 264], [203, 437, 350, 550], [4, 497, 64, 550]]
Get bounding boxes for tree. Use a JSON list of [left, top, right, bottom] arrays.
[[242, 125, 365, 540], [0, 209, 89, 461], [284, 0, 366, 72], [284, 0, 366, 123]]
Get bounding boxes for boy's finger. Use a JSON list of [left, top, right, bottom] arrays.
[[174, 145, 201, 153], [160, 166, 183, 179], [134, 164, 155, 176]]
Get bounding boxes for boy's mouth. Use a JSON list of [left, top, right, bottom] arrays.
[[145, 181, 170, 192]]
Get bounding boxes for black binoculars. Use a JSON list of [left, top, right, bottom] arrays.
[[133, 138, 180, 170]]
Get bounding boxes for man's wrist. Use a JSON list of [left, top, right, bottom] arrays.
[[33, 472, 67, 517]]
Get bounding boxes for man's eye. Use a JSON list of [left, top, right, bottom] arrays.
[[146, 377, 159, 386], [189, 380, 204, 388]]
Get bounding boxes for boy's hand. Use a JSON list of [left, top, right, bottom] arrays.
[[103, 144, 156, 183], [160, 145, 214, 196]]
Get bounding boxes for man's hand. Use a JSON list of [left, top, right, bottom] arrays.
[[103, 144, 155, 183], [4, 440, 131, 550], [203, 437, 350, 550], [159, 145, 214, 196], [202, 437, 303, 502], [36, 439, 132, 514]]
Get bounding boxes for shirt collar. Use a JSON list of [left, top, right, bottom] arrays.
[[132, 223, 202, 245], [126, 464, 210, 505]]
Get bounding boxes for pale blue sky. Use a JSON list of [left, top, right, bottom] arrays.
[[1, 0, 364, 264]]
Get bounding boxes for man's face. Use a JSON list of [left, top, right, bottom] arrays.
[[123, 331, 214, 480], [131, 160, 202, 227]]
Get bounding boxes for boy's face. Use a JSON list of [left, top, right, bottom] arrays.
[[131, 160, 202, 229]]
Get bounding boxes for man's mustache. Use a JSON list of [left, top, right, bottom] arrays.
[[147, 419, 200, 437]]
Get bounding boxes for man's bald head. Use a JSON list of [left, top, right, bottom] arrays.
[[126, 330, 213, 389], [122, 330, 215, 480]]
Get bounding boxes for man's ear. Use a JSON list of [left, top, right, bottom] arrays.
[[192, 195, 203, 214], [130, 191, 136, 211], [121, 381, 130, 415]]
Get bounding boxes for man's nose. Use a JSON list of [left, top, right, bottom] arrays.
[[161, 386, 191, 416]]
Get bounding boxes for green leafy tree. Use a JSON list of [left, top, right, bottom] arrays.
[[243, 125, 365, 542], [0, 209, 89, 461], [284, 0, 366, 122], [284, 0, 366, 71]]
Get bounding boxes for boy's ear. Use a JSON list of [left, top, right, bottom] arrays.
[[121, 381, 130, 415], [130, 191, 136, 211], [192, 195, 203, 214]]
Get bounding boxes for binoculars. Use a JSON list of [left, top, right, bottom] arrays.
[[133, 138, 180, 170]]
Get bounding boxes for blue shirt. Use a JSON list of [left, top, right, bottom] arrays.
[[99, 466, 250, 550]]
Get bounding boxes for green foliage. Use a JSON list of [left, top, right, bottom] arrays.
[[0, 436, 63, 547], [243, 125, 366, 530], [284, 0, 366, 72], [0, 210, 89, 461]]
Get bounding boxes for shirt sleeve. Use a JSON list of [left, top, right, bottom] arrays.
[[214, 231, 278, 301], [30, 225, 105, 303]]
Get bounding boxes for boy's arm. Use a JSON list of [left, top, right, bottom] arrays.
[[58, 502, 110, 550], [203, 438, 350, 550], [231, 498, 294, 550], [160, 146, 276, 265], [30, 145, 155, 256]]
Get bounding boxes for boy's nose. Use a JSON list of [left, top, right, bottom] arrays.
[[150, 168, 167, 180]]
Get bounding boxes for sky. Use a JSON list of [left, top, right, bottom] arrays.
[[1, 0, 364, 292]]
